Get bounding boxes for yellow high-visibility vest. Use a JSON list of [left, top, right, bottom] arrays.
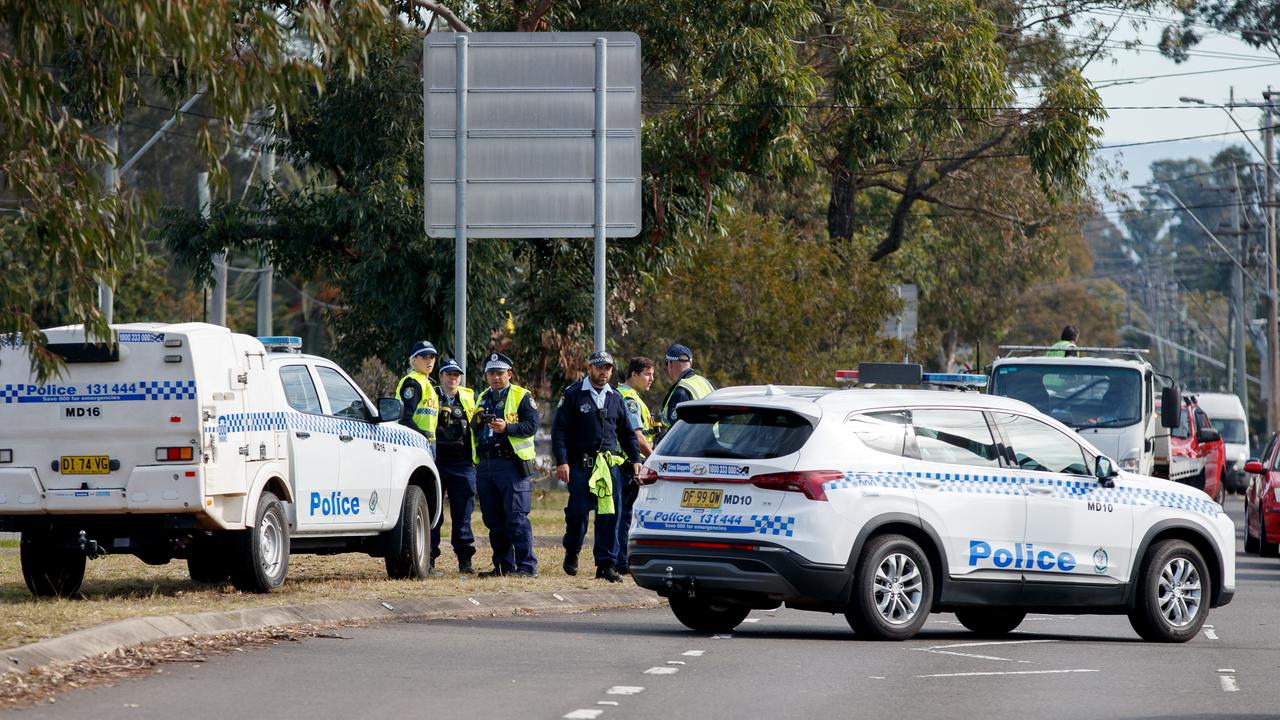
[[478, 384, 536, 461], [395, 370, 439, 440]]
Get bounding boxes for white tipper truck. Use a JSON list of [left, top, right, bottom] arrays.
[[988, 346, 1191, 480], [0, 323, 441, 596]]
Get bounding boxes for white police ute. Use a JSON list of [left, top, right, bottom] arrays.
[[0, 323, 441, 596], [629, 363, 1235, 642]]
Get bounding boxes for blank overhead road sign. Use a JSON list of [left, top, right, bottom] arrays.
[[422, 32, 642, 239]]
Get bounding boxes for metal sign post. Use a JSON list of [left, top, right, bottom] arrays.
[[423, 33, 642, 368]]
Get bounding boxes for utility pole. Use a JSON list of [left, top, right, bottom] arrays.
[[98, 127, 119, 325], [199, 172, 228, 327], [1231, 165, 1249, 415], [256, 145, 276, 337], [1265, 94, 1278, 433]]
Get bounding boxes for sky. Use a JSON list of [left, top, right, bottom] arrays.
[[1074, 10, 1279, 190]]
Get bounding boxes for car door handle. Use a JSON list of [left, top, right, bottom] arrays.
[[339, 434, 354, 442], [294, 431, 311, 439], [1025, 484, 1055, 494], [916, 478, 942, 489]]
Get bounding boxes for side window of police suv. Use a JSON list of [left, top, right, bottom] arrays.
[[846, 410, 913, 458], [991, 412, 1092, 476], [316, 366, 373, 422], [279, 365, 323, 414]]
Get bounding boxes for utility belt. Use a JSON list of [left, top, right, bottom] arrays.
[[478, 445, 515, 461]]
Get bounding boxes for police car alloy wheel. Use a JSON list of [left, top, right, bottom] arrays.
[[1128, 540, 1209, 642], [846, 534, 934, 641], [19, 535, 86, 598], [954, 608, 1026, 637], [668, 596, 752, 633], [386, 485, 431, 580], [231, 491, 290, 593]]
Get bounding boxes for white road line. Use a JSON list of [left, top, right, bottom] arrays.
[[916, 648, 1031, 663], [869, 676, 886, 680], [743, 618, 760, 623], [666, 660, 686, 665], [682, 650, 705, 657], [916, 669, 1099, 679], [563, 710, 604, 719], [1219, 675, 1239, 693], [1204, 628, 1220, 640], [711, 634, 733, 639], [928, 639, 1058, 650], [606, 686, 645, 695], [1218, 668, 1237, 673], [596, 701, 620, 706], [644, 667, 680, 675]]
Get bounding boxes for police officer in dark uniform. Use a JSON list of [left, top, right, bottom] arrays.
[[474, 352, 541, 577], [658, 343, 714, 438], [553, 351, 641, 583], [430, 358, 478, 575]]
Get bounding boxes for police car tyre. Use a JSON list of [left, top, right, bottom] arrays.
[[845, 534, 933, 641], [385, 485, 430, 580], [231, 491, 289, 593], [954, 608, 1026, 637], [20, 536, 86, 598], [187, 542, 232, 584], [1127, 540, 1209, 643], [667, 596, 751, 633]]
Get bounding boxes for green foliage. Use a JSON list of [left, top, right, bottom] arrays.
[[1, 0, 388, 380], [1020, 72, 1106, 198]]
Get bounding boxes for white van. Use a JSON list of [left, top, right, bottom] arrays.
[[0, 323, 441, 596], [1193, 392, 1250, 493]]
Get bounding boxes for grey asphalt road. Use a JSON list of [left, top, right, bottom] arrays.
[[10, 496, 1279, 720]]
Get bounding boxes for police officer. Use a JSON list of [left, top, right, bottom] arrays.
[[553, 351, 641, 582], [430, 358, 478, 575], [396, 341, 440, 447], [474, 352, 540, 577], [615, 356, 656, 575], [658, 343, 715, 434]]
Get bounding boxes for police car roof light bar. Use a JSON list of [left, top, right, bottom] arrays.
[[259, 336, 303, 353], [834, 363, 987, 391]]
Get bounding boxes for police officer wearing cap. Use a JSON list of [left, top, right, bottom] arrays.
[[658, 343, 715, 434], [553, 351, 641, 583], [430, 358, 478, 575], [474, 352, 540, 577], [396, 341, 440, 447], [615, 356, 657, 575]]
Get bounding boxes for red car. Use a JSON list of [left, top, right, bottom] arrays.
[[1244, 433, 1280, 558], [1163, 396, 1226, 502]]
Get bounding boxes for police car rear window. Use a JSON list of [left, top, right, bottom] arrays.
[[661, 406, 813, 460]]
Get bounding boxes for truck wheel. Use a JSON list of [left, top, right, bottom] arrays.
[[1127, 540, 1210, 643], [231, 491, 289, 593], [955, 608, 1026, 637], [668, 596, 750, 633], [20, 535, 86, 598], [385, 485, 430, 580], [845, 534, 933, 640], [187, 540, 231, 584]]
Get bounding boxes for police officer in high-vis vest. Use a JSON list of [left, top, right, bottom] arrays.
[[658, 343, 714, 434], [616, 356, 657, 575], [430, 358, 478, 575], [553, 351, 642, 583], [474, 352, 540, 577], [396, 341, 440, 447]]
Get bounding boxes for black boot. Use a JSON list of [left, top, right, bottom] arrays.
[[595, 566, 623, 583], [563, 549, 579, 577]]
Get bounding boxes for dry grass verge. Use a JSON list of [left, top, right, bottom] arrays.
[[0, 489, 626, 650]]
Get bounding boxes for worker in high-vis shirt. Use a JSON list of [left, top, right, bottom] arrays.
[[396, 341, 440, 448], [658, 343, 715, 433], [1046, 325, 1080, 358], [616, 356, 657, 575]]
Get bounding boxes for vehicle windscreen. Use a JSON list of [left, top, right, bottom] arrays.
[[1215, 418, 1247, 444], [659, 406, 813, 460], [992, 364, 1142, 431]]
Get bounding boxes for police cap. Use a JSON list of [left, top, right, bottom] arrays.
[[409, 340, 438, 360], [484, 352, 514, 372], [588, 351, 614, 368], [664, 343, 693, 362], [438, 358, 463, 375]]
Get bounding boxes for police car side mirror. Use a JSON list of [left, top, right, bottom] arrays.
[[377, 398, 402, 423], [1095, 456, 1116, 487]]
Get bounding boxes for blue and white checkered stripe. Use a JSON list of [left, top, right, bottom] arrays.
[[207, 410, 430, 451], [0, 385, 19, 403], [139, 380, 196, 400], [823, 469, 1220, 517], [752, 515, 796, 537]]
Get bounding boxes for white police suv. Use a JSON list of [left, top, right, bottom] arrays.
[[629, 364, 1235, 642], [0, 323, 441, 596]]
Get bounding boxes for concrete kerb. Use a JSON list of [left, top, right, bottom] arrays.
[[1, 586, 661, 676]]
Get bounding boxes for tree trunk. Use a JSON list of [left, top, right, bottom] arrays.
[[934, 329, 958, 372], [826, 153, 856, 243]]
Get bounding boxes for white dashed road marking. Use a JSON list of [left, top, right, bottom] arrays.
[[711, 634, 733, 639], [563, 710, 604, 719], [596, 701, 620, 706], [1219, 675, 1240, 693], [1204, 627, 1219, 640], [666, 660, 686, 665], [918, 638, 1056, 663], [916, 669, 1099, 679], [644, 666, 680, 675], [743, 618, 760, 623], [682, 650, 705, 656], [606, 686, 645, 695]]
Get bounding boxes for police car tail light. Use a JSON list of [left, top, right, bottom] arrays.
[[750, 470, 843, 501], [637, 466, 660, 486], [156, 447, 194, 462]]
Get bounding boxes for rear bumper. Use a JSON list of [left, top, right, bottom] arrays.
[[0, 465, 204, 514], [628, 536, 850, 609]]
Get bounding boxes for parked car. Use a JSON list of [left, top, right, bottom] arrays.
[[1194, 393, 1250, 494], [1244, 433, 1280, 558], [1158, 395, 1226, 503]]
